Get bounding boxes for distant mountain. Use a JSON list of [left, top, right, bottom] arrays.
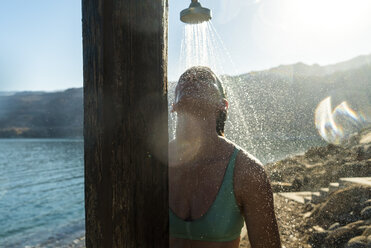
[[0, 92, 16, 96], [324, 54, 371, 74], [221, 55, 371, 162], [251, 54, 371, 78], [0, 88, 83, 138]]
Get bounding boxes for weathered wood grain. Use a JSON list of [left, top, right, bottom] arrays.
[[82, 0, 168, 247]]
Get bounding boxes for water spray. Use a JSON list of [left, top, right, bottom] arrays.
[[180, 0, 212, 24]]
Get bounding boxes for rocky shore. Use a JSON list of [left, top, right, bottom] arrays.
[[241, 186, 370, 248], [266, 129, 371, 193], [260, 127, 371, 248], [306, 185, 370, 247]]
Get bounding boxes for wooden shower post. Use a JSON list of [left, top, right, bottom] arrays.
[[82, 0, 168, 247]]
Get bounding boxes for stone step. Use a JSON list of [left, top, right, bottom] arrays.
[[320, 187, 330, 197], [311, 192, 323, 204], [277, 191, 313, 204], [329, 182, 340, 192], [304, 196, 312, 204], [271, 181, 293, 192], [276, 177, 371, 205], [339, 177, 371, 188]]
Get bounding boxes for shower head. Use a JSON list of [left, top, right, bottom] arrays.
[[180, 0, 212, 24]]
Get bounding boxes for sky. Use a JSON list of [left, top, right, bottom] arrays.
[[1, 0, 371, 91]]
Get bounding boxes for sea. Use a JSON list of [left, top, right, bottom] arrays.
[[0, 139, 85, 248]]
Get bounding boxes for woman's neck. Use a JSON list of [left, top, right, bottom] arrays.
[[176, 112, 218, 139], [174, 113, 221, 160]]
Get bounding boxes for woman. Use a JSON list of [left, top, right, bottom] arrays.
[[169, 66, 281, 248]]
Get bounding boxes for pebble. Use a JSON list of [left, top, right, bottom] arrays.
[[346, 236, 367, 248], [325, 226, 359, 246], [361, 206, 371, 220], [363, 226, 371, 236], [329, 222, 340, 231], [362, 199, 371, 208]]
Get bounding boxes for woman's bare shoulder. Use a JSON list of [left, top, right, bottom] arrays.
[[217, 136, 238, 151], [235, 148, 264, 173], [233, 148, 271, 202]]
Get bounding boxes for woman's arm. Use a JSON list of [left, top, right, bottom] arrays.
[[235, 153, 281, 248]]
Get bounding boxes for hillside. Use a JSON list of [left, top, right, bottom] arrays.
[[220, 56, 371, 162], [0, 88, 83, 138], [265, 126, 371, 192], [255, 54, 371, 77]]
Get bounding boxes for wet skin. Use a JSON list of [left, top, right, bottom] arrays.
[[169, 137, 281, 248], [170, 69, 281, 248]]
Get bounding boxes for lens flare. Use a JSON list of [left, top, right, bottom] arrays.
[[315, 97, 342, 144], [315, 97, 370, 144]]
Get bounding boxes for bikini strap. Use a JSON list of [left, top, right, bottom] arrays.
[[224, 147, 239, 185]]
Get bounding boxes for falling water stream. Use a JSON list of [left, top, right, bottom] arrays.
[[170, 21, 270, 163]]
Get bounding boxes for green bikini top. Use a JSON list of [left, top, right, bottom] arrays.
[[169, 147, 244, 242]]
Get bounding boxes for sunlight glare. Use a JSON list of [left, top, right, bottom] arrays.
[[281, 0, 371, 35], [252, 0, 371, 66]]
